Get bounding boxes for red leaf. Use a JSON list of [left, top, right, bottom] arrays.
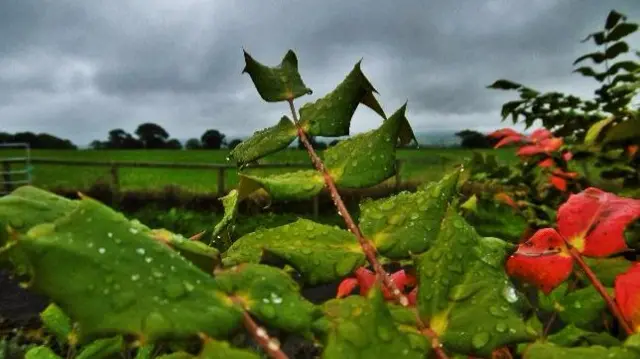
[[407, 287, 417, 306], [516, 138, 563, 156], [354, 267, 377, 296], [506, 228, 573, 294], [495, 135, 526, 149], [538, 158, 554, 168], [529, 128, 553, 142], [336, 278, 358, 298], [495, 192, 518, 209], [562, 151, 573, 162], [628, 145, 639, 158], [550, 176, 568, 191], [558, 188, 640, 257], [488, 128, 522, 139], [615, 262, 640, 332]]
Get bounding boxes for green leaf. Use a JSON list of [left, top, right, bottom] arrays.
[[2, 197, 242, 342], [521, 342, 639, 359], [150, 229, 221, 273], [229, 116, 298, 165], [415, 207, 533, 356], [464, 199, 528, 243], [573, 52, 607, 65], [40, 304, 73, 345], [585, 117, 615, 145], [581, 31, 606, 45], [603, 118, 640, 145], [134, 345, 155, 359], [299, 61, 386, 137], [487, 79, 522, 90], [0, 186, 78, 233], [215, 263, 319, 334], [211, 178, 263, 241], [75, 336, 124, 359], [581, 257, 633, 287], [547, 324, 621, 347], [239, 169, 324, 200], [607, 23, 639, 42], [24, 346, 62, 359], [157, 339, 260, 359], [222, 219, 364, 285], [574, 66, 598, 78], [358, 169, 460, 259], [242, 49, 312, 102], [323, 104, 415, 188], [608, 61, 640, 75], [555, 286, 611, 330], [605, 10, 625, 30], [318, 287, 427, 358], [606, 42, 630, 59], [500, 100, 524, 120]]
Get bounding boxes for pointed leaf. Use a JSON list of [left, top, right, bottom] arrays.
[[211, 178, 262, 240], [323, 104, 413, 188], [150, 229, 221, 273], [585, 117, 615, 145], [0, 186, 78, 233], [606, 10, 625, 30], [239, 170, 324, 200], [465, 198, 528, 243], [558, 187, 640, 257], [555, 286, 612, 330], [607, 23, 639, 42], [487, 80, 522, 90], [574, 66, 598, 78], [75, 336, 124, 359], [222, 219, 365, 285], [358, 169, 460, 259], [506, 228, 573, 294], [603, 118, 640, 145], [2, 197, 242, 342], [416, 208, 533, 356], [229, 116, 297, 165], [299, 61, 385, 137], [573, 52, 607, 65], [242, 50, 312, 102], [24, 347, 63, 359], [581, 31, 606, 45], [40, 304, 73, 345], [606, 41, 630, 59], [215, 263, 319, 334], [319, 287, 426, 358]]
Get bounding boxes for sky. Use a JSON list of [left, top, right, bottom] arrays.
[[1, 0, 639, 146]]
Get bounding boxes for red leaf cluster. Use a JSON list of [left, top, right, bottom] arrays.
[[337, 267, 417, 305], [615, 263, 640, 332], [506, 188, 640, 293]]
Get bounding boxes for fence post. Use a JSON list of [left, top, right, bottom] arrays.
[[2, 161, 12, 193], [394, 159, 403, 192], [110, 163, 120, 205], [217, 167, 225, 196]]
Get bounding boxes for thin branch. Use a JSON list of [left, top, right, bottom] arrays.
[[566, 245, 633, 335], [232, 298, 288, 359], [287, 99, 449, 359]]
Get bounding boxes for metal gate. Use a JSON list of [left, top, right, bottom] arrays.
[[0, 143, 32, 195]]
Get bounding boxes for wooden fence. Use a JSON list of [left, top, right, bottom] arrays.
[[0, 157, 450, 196]]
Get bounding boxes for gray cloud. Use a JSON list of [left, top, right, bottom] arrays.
[[1, 0, 639, 145]]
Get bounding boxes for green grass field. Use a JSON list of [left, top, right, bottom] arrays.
[[0, 148, 517, 193]]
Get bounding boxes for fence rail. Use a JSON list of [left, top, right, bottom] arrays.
[[0, 156, 450, 197]]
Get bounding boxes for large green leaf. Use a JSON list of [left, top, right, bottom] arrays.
[[222, 219, 364, 285], [464, 198, 528, 243], [317, 287, 427, 359], [603, 117, 640, 145], [24, 347, 62, 359], [239, 169, 324, 201], [299, 61, 385, 137], [415, 207, 532, 356], [0, 186, 78, 233], [540, 286, 611, 331], [1, 197, 242, 342], [546, 324, 621, 347], [242, 49, 312, 102], [229, 116, 298, 165], [215, 263, 320, 334], [323, 104, 415, 188], [358, 169, 460, 259], [585, 117, 615, 145], [522, 341, 640, 359]]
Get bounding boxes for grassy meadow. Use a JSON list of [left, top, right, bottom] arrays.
[[0, 148, 517, 193]]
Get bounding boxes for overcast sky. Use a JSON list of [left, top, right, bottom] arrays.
[[1, 1, 639, 146]]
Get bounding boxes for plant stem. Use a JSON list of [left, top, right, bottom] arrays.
[[233, 298, 288, 359], [566, 245, 633, 335], [287, 99, 449, 359]]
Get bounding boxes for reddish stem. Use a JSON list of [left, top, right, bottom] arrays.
[[287, 99, 449, 359], [233, 298, 288, 359], [566, 246, 633, 335]]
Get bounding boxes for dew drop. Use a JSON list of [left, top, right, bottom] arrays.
[[136, 248, 146, 256], [495, 323, 507, 333], [98, 247, 106, 254], [338, 322, 368, 348], [471, 332, 490, 349], [377, 326, 393, 342], [261, 305, 276, 319]]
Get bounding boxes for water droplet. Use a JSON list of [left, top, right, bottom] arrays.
[[164, 282, 186, 299], [131, 274, 140, 281], [489, 305, 507, 318], [129, 228, 139, 234], [301, 248, 312, 255], [410, 213, 420, 220], [107, 232, 113, 238], [335, 256, 359, 277], [573, 301, 582, 309], [471, 332, 490, 349], [98, 247, 106, 254], [338, 322, 368, 348], [183, 281, 194, 292], [502, 285, 518, 303], [136, 248, 146, 256], [145, 257, 153, 263], [448, 282, 484, 301], [495, 323, 507, 333], [142, 312, 173, 333], [430, 248, 443, 260], [112, 291, 136, 310], [261, 305, 276, 319], [380, 201, 395, 211], [377, 326, 393, 342]]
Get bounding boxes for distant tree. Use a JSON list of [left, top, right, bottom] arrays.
[[226, 138, 243, 150], [105, 129, 143, 149], [455, 130, 493, 149], [201, 129, 226, 149], [165, 138, 183, 150], [7, 131, 77, 149], [135, 122, 170, 149], [90, 140, 106, 150], [185, 138, 202, 150]]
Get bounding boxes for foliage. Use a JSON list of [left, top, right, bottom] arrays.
[[0, 131, 76, 149], [2, 9, 640, 359]]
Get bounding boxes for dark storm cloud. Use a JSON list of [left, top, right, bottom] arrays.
[[0, 0, 639, 145]]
